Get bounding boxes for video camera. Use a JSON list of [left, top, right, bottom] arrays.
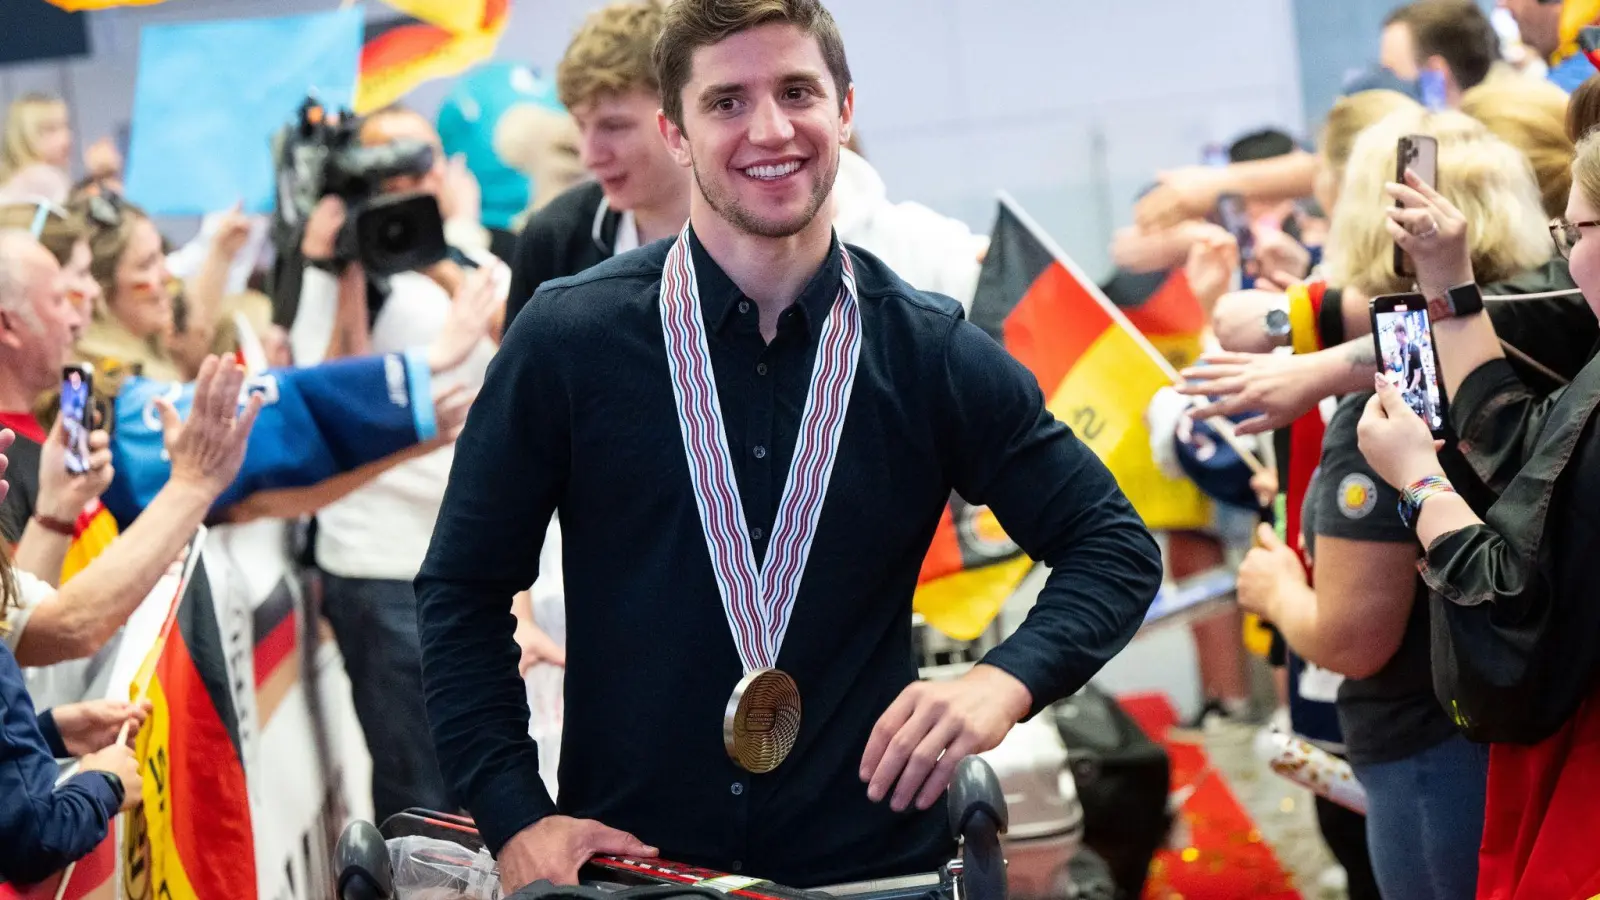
[[270, 96, 448, 277]]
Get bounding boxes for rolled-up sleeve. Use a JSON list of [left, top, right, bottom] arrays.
[[936, 319, 1163, 716], [414, 291, 571, 853]]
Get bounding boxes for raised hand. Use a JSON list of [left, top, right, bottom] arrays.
[[159, 355, 264, 499], [38, 416, 114, 522], [427, 268, 499, 374]]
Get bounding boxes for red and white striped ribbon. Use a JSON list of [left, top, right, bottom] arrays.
[[659, 225, 862, 671]]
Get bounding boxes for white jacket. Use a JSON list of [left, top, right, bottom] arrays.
[[832, 148, 988, 313]]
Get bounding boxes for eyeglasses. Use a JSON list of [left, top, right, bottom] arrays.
[[1549, 217, 1600, 260]]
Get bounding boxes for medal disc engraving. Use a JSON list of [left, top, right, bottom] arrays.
[[723, 668, 802, 774]]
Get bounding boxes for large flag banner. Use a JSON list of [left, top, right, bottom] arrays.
[[43, 0, 165, 9], [913, 196, 1210, 639], [356, 0, 511, 114], [122, 537, 257, 900], [123, 8, 364, 216]]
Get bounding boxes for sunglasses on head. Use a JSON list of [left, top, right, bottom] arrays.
[[83, 191, 127, 231], [4, 196, 71, 239]]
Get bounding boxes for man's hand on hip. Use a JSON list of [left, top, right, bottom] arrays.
[[860, 664, 1032, 813], [498, 816, 658, 892]]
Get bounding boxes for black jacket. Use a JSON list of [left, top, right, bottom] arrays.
[[506, 181, 620, 327]]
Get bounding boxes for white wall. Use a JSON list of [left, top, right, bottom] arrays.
[[1, 0, 1304, 278]]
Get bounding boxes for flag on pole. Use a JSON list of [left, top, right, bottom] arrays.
[[913, 195, 1210, 640], [42, 0, 167, 10], [121, 534, 256, 900], [355, 0, 511, 114]]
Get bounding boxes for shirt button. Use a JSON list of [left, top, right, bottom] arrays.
[[738, 300, 751, 314], [751, 527, 765, 541], [731, 781, 744, 796], [753, 445, 767, 459], [756, 362, 768, 376]]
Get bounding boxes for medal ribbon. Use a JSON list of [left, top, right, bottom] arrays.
[[659, 225, 862, 672]]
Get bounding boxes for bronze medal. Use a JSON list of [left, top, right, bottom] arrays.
[[723, 668, 802, 774]]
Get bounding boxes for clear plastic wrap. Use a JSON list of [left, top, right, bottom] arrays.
[[388, 835, 502, 900]]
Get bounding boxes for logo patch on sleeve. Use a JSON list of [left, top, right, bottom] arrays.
[[1338, 473, 1377, 519]]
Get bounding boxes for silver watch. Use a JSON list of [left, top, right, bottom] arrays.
[[1264, 306, 1292, 346]]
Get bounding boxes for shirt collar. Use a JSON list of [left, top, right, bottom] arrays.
[[685, 226, 846, 336]]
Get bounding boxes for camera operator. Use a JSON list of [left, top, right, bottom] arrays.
[[289, 105, 504, 825]]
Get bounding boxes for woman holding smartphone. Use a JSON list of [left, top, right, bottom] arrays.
[[1361, 129, 1600, 898]]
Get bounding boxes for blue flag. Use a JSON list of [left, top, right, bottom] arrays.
[[124, 8, 363, 216], [104, 351, 436, 525]]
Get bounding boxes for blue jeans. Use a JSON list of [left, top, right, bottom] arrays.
[[1352, 734, 1489, 900], [321, 574, 453, 823]]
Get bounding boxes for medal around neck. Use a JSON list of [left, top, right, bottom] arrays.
[[723, 667, 803, 774], [658, 225, 862, 775]]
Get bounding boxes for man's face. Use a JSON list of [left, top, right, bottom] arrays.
[[1395, 326, 1410, 347], [660, 23, 853, 239], [1500, 0, 1564, 58], [1, 240, 82, 393], [364, 111, 447, 200], [1380, 22, 1422, 80], [572, 88, 685, 215]]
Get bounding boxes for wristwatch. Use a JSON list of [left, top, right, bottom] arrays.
[[1426, 282, 1485, 320], [1264, 306, 1292, 346]]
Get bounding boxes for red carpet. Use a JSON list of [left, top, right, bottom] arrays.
[[1119, 693, 1302, 900]]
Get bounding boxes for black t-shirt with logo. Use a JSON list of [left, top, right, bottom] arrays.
[[1302, 393, 1459, 766]]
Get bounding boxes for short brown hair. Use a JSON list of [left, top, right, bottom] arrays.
[[655, 0, 852, 129], [0, 203, 86, 268], [1384, 0, 1499, 91], [557, 1, 666, 112]]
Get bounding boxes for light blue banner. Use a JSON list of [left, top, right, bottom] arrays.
[[124, 8, 363, 217]]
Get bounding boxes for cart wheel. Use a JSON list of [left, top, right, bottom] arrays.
[[336, 820, 394, 900]]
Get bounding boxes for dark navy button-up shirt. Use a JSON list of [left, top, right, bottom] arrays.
[[416, 228, 1161, 887]]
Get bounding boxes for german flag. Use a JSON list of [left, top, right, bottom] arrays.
[[122, 540, 256, 900], [356, 0, 510, 114], [913, 196, 1209, 640]]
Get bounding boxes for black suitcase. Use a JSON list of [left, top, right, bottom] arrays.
[[1048, 683, 1171, 900]]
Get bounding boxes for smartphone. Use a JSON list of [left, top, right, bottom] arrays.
[[1417, 69, 1449, 112], [60, 363, 93, 474], [1394, 134, 1439, 279], [1370, 293, 1448, 436], [1216, 192, 1258, 287]]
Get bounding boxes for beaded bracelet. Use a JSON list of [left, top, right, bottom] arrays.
[[1398, 474, 1455, 530]]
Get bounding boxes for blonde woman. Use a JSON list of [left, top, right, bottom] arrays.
[[0, 96, 72, 204], [1460, 78, 1574, 220], [1202, 90, 1421, 352], [1186, 109, 1593, 432], [72, 194, 187, 382], [1225, 111, 1557, 898]]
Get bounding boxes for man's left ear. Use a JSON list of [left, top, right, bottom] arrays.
[[838, 84, 855, 145]]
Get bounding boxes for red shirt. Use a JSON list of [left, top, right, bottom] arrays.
[[0, 412, 45, 444], [1478, 681, 1600, 899]]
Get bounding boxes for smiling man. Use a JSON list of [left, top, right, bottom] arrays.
[[416, 0, 1161, 891]]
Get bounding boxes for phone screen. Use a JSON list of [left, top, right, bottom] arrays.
[[1216, 193, 1258, 287], [1372, 302, 1446, 435], [60, 366, 92, 475], [1395, 135, 1439, 279]]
